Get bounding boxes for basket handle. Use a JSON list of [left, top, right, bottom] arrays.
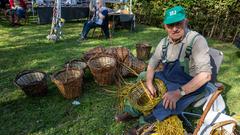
[[65, 64, 69, 83], [210, 120, 238, 134], [193, 85, 224, 135], [140, 80, 153, 104]]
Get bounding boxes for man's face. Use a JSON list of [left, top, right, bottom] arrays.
[[96, 0, 102, 8], [164, 20, 186, 41]]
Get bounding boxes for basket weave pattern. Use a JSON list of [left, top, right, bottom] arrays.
[[65, 59, 87, 71], [87, 55, 117, 86], [124, 54, 146, 75], [127, 79, 166, 115], [136, 43, 152, 60], [83, 46, 105, 61], [52, 69, 84, 99], [14, 70, 48, 97]]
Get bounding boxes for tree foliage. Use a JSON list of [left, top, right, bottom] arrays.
[[132, 0, 240, 42]]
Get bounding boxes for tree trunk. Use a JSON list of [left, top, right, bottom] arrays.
[[209, 16, 219, 38], [232, 26, 239, 43], [218, 11, 229, 40]]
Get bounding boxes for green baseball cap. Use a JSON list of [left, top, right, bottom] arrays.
[[163, 6, 186, 25]]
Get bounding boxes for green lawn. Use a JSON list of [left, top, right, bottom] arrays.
[[0, 18, 239, 135]]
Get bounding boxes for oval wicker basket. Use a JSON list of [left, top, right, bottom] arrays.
[[14, 70, 48, 97], [124, 54, 146, 76], [127, 79, 166, 115], [51, 68, 84, 99], [136, 43, 152, 61], [87, 54, 117, 86], [64, 59, 87, 71]]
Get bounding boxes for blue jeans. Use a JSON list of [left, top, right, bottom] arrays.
[[81, 20, 109, 39], [15, 7, 26, 18]]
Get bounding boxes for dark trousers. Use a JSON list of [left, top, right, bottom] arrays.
[[81, 20, 109, 39]]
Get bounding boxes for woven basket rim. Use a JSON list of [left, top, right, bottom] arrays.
[[14, 70, 47, 87], [51, 68, 84, 84], [87, 54, 117, 70], [136, 43, 152, 47]]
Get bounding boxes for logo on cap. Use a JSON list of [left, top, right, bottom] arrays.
[[170, 10, 177, 16]]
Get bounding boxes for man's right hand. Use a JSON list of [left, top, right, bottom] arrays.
[[146, 82, 157, 98]]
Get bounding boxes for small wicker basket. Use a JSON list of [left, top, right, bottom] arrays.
[[14, 70, 48, 97], [124, 54, 146, 76], [51, 68, 84, 99], [87, 54, 117, 86], [64, 59, 87, 71], [136, 43, 152, 61]]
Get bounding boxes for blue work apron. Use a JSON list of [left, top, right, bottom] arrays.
[[152, 43, 207, 121]]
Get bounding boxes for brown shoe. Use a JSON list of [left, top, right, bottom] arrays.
[[125, 127, 138, 135], [115, 112, 137, 123]]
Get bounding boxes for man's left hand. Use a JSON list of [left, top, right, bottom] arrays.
[[162, 90, 182, 110]]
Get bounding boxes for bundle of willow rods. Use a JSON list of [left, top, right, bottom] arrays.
[[138, 115, 184, 135]]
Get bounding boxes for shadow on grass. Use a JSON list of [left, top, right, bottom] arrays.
[[0, 22, 170, 134], [0, 79, 122, 134]]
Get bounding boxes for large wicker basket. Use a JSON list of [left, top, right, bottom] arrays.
[[136, 43, 152, 60], [14, 70, 48, 97], [87, 54, 117, 86], [126, 79, 166, 115], [51, 68, 84, 99]]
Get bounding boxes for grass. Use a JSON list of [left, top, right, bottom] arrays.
[[0, 16, 240, 135]]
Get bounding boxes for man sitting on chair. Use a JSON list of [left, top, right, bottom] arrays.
[[115, 6, 213, 134], [79, 0, 109, 40]]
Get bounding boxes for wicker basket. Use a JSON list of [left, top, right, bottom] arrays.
[[14, 70, 48, 97], [64, 59, 87, 71], [127, 79, 166, 115], [105, 47, 130, 62], [124, 54, 146, 76], [136, 43, 152, 60], [83, 46, 105, 62], [51, 68, 84, 99], [87, 54, 117, 86]]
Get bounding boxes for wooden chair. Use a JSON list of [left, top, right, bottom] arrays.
[[91, 27, 104, 38]]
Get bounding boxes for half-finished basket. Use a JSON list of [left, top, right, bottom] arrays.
[[126, 79, 166, 115]]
